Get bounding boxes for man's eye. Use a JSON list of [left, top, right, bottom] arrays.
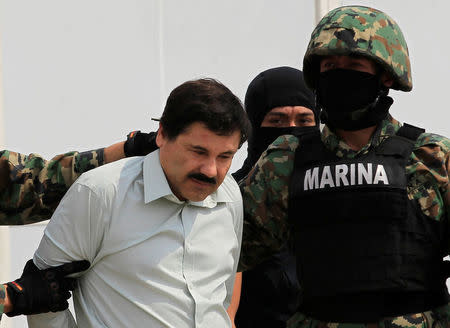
[[295, 118, 315, 127], [269, 119, 283, 125], [322, 62, 335, 70]]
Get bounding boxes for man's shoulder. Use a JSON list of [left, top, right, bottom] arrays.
[[218, 173, 242, 203], [415, 132, 450, 152], [76, 156, 145, 191], [220, 174, 243, 228], [254, 134, 299, 177], [262, 134, 299, 163], [0, 150, 45, 167], [268, 134, 300, 151], [240, 134, 299, 193]]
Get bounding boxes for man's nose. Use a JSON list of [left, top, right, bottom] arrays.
[[199, 158, 217, 178]]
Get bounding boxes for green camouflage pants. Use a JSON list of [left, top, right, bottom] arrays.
[[287, 304, 450, 328]]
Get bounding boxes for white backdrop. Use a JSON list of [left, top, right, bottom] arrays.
[[0, 1, 449, 327]]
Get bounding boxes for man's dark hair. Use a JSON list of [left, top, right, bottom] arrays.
[[160, 78, 250, 147]]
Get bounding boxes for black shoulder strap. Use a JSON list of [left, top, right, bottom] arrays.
[[396, 123, 425, 142]]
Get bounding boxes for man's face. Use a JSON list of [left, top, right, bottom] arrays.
[[320, 55, 377, 74], [319, 55, 394, 88], [260, 106, 315, 128], [157, 122, 241, 202]]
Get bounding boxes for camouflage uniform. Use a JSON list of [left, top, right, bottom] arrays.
[[0, 148, 105, 317], [238, 6, 449, 325], [0, 285, 5, 318], [0, 149, 105, 224], [238, 116, 450, 328]]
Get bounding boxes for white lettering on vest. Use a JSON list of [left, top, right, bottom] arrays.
[[304, 167, 319, 190], [335, 164, 349, 187], [319, 166, 335, 188], [358, 163, 372, 185], [374, 165, 389, 184], [350, 164, 355, 185], [303, 163, 390, 190]]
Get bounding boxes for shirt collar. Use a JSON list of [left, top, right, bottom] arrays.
[[143, 150, 234, 208], [143, 150, 174, 204]]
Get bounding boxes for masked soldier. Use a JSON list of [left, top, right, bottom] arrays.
[[231, 66, 318, 328], [239, 5, 450, 327]]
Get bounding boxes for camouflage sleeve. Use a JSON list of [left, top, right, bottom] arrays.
[[0, 284, 5, 319], [0, 148, 105, 225], [238, 135, 299, 271], [408, 133, 450, 252]]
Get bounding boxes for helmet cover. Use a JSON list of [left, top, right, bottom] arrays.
[[303, 6, 412, 91]]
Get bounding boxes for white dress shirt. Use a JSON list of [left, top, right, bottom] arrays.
[[27, 150, 243, 328]]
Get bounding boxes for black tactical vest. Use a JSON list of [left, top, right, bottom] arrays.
[[289, 124, 449, 322]]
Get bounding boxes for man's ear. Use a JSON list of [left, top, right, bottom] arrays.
[[381, 71, 394, 88], [156, 123, 165, 147]]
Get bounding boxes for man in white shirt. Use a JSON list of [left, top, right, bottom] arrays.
[[27, 78, 251, 328]]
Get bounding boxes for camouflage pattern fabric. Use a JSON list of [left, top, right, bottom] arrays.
[[238, 116, 450, 327], [0, 149, 105, 225], [286, 303, 450, 328], [303, 6, 412, 92], [0, 284, 5, 317]]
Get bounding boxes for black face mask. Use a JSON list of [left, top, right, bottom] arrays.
[[317, 69, 393, 131]]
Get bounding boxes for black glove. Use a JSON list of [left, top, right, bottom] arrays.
[[5, 259, 90, 317], [124, 130, 158, 157]]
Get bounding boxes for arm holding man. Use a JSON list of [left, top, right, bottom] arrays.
[[0, 131, 157, 224], [0, 130, 157, 319]]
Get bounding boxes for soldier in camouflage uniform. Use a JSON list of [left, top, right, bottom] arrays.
[[232, 67, 317, 328], [0, 131, 156, 318], [239, 6, 450, 328]]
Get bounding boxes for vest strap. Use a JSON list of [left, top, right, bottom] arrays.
[[396, 123, 425, 141]]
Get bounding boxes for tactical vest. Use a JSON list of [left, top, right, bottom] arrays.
[[289, 124, 449, 322]]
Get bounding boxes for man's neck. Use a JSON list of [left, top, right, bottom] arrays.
[[335, 125, 377, 151]]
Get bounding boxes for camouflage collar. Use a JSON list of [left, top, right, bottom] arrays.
[[321, 115, 401, 158]]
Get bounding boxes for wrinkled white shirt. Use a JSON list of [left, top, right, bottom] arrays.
[[27, 150, 243, 328]]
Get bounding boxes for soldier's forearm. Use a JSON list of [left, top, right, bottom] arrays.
[[103, 141, 126, 164]]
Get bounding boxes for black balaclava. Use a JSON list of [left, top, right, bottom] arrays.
[[233, 66, 317, 182], [317, 68, 393, 131]]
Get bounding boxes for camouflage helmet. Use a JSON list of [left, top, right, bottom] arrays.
[[303, 6, 412, 92]]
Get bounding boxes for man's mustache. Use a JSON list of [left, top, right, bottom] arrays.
[[188, 173, 216, 185]]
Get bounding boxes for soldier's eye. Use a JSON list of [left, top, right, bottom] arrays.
[[320, 61, 336, 72]]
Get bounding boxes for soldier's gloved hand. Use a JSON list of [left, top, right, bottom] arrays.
[[124, 130, 158, 157], [5, 259, 90, 317]]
